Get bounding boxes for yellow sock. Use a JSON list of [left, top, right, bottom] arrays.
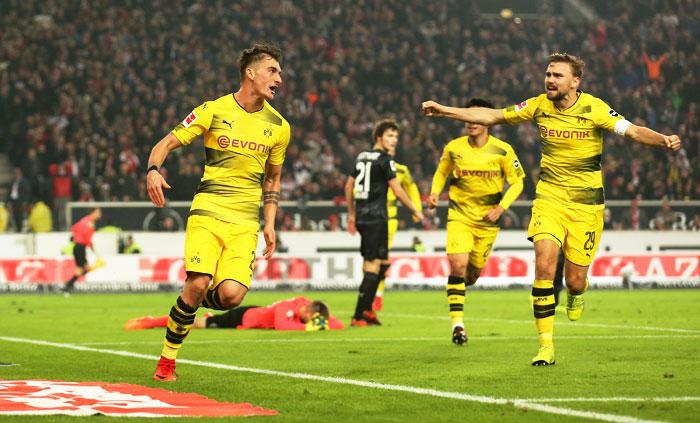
[[376, 280, 385, 298], [447, 275, 465, 327], [160, 296, 198, 360], [531, 279, 555, 347]]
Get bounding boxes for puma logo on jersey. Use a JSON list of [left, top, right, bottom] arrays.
[[223, 119, 234, 129]]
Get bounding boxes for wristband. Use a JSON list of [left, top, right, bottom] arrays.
[[147, 165, 159, 174]]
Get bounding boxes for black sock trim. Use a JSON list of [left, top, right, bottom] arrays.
[[446, 289, 466, 296], [447, 275, 464, 285], [176, 296, 198, 314], [449, 304, 464, 312], [532, 287, 555, 297]]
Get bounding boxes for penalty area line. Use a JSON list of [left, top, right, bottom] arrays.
[[0, 336, 663, 423]]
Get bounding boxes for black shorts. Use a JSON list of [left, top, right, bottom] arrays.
[[205, 306, 259, 329], [73, 243, 87, 268], [357, 221, 389, 260]]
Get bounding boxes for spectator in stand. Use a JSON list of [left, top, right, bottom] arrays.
[[620, 198, 649, 230], [1, 0, 697, 227], [27, 199, 53, 232], [6, 167, 30, 232], [653, 199, 677, 230], [48, 160, 73, 230], [0, 202, 9, 233]]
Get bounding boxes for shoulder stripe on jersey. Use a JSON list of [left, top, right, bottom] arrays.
[[483, 144, 507, 156], [258, 107, 283, 126]]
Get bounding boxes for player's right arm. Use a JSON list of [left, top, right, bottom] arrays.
[[344, 175, 357, 235], [422, 100, 506, 126], [428, 144, 454, 209], [147, 102, 213, 207], [389, 178, 424, 222], [146, 133, 182, 208]]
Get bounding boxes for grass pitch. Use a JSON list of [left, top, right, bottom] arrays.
[[1, 289, 699, 422]]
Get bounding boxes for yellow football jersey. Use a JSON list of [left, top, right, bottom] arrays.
[[172, 94, 291, 227], [387, 162, 422, 220], [502, 91, 625, 210], [431, 135, 525, 229]]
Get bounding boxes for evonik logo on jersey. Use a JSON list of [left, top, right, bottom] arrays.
[[216, 136, 271, 154], [538, 125, 591, 139], [453, 168, 503, 178]]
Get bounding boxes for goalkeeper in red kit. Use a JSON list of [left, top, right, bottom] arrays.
[[125, 297, 344, 331]]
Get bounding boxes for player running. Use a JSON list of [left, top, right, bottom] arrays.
[[125, 297, 344, 331], [63, 208, 104, 293], [429, 98, 524, 346], [145, 42, 291, 381], [345, 119, 424, 326], [422, 53, 681, 365], [372, 142, 423, 313]]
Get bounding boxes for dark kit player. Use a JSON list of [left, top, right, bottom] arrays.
[[345, 119, 424, 326]]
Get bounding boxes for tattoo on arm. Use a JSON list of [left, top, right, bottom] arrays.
[[263, 190, 280, 205]]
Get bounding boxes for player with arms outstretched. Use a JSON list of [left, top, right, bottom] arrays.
[[429, 98, 524, 346], [422, 53, 681, 365], [145, 42, 290, 381], [345, 119, 424, 326]]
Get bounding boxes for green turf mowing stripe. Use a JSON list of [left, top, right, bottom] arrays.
[[0, 336, 665, 423]]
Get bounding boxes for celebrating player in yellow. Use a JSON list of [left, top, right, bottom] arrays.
[[145, 42, 290, 381], [422, 53, 681, 365], [428, 98, 524, 346], [372, 143, 423, 313]]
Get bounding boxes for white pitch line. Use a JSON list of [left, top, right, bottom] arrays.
[[518, 397, 700, 403], [381, 312, 700, 334], [0, 336, 663, 423], [74, 333, 700, 346]]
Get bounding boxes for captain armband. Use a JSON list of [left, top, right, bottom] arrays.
[[613, 119, 632, 136], [263, 190, 280, 205]]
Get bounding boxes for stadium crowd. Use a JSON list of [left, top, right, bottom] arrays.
[[1, 0, 698, 231]]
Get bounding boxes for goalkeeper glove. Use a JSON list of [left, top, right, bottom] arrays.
[[305, 312, 329, 331]]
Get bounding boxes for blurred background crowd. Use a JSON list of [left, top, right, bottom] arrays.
[[1, 0, 698, 232]]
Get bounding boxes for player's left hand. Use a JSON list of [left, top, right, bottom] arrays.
[[483, 205, 505, 223], [347, 216, 357, 235], [663, 135, 681, 151], [262, 224, 276, 259]]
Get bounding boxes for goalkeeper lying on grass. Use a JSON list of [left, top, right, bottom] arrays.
[[125, 297, 344, 331]]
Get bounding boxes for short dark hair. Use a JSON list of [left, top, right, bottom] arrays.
[[238, 42, 282, 79], [372, 119, 399, 142], [309, 300, 330, 319], [465, 98, 494, 109], [548, 52, 585, 78]]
